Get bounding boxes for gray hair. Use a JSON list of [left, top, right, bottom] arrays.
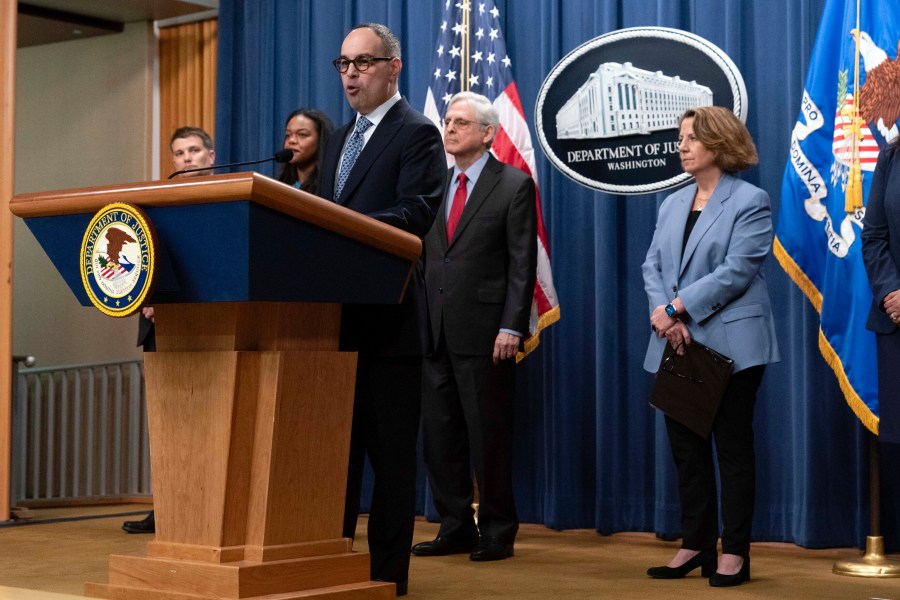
[[448, 91, 499, 146], [353, 23, 401, 59]]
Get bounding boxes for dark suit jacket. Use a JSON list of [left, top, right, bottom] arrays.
[[319, 97, 446, 356], [862, 143, 900, 334], [137, 313, 156, 351], [424, 154, 537, 356]]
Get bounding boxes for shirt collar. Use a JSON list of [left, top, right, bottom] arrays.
[[452, 150, 490, 186], [355, 91, 401, 130]]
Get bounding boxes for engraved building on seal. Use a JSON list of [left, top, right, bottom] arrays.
[[556, 62, 713, 139]]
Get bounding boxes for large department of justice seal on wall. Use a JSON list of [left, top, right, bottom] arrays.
[[535, 27, 748, 195], [80, 203, 156, 317]]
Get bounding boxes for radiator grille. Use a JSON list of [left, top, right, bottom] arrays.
[[11, 361, 151, 504]]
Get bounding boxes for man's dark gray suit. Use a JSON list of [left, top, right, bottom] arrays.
[[319, 97, 445, 586], [421, 153, 537, 550]]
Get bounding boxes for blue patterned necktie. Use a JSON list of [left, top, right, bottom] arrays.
[[335, 116, 373, 200]]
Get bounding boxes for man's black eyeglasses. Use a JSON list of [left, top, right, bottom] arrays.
[[332, 55, 393, 73]]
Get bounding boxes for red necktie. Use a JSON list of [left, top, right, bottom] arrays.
[[446, 172, 468, 242]]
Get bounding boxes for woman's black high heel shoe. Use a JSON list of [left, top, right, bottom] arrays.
[[647, 549, 718, 579], [709, 555, 750, 587]]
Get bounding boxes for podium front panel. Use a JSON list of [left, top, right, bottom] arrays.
[[25, 200, 413, 306]]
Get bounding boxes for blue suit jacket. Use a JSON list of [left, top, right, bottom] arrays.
[[861, 144, 900, 335], [319, 97, 446, 356], [642, 174, 780, 373]]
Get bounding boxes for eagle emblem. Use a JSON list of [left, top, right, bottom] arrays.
[[831, 29, 900, 212], [856, 30, 900, 143], [80, 203, 156, 317]]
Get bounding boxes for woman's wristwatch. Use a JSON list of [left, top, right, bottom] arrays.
[[665, 302, 678, 318]]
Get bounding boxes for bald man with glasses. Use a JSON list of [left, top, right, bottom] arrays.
[[318, 23, 446, 597]]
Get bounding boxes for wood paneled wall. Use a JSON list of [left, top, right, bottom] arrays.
[[159, 19, 217, 179], [0, 0, 17, 522]]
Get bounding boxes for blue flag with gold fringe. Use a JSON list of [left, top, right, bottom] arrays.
[[775, 0, 900, 433]]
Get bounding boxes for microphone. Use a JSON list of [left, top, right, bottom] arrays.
[[167, 149, 294, 179]]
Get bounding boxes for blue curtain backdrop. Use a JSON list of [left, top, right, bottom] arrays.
[[216, 0, 900, 549]]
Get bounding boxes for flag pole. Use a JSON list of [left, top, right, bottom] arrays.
[[845, 0, 863, 213], [833, 0, 900, 577], [832, 433, 900, 577], [462, 3, 469, 93]]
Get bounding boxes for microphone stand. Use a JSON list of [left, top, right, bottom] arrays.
[[168, 151, 291, 179]]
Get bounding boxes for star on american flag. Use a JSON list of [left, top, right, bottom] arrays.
[[425, 0, 513, 106]]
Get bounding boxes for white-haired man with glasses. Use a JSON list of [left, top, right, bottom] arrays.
[[318, 22, 446, 597], [411, 91, 537, 563]]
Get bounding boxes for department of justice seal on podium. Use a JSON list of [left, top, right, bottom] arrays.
[[80, 203, 156, 317]]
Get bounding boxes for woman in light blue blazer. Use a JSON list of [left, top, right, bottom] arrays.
[[642, 106, 779, 587]]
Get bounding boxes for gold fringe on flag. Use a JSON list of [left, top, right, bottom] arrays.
[[516, 305, 561, 362], [773, 237, 824, 311], [818, 331, 879, 434], [774, 237, 879, 434]]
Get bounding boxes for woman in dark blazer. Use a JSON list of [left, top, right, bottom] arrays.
[[861, 139, 900, 444], [642, 106, 780, 587]]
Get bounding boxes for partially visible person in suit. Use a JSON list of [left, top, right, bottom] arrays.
[[122, 126, 215, 535], [411, 92, 536, 563], [862, 138, 900, 445], [277, 108, 334, 194], [318, 23, 445, 596], [642, 106, 779, 587]]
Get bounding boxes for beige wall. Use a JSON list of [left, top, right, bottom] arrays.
[[12, 22, 155, 367]]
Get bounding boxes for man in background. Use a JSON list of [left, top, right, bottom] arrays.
[[167, 126, 216, 177], [411, 92, 536, 562], [318, 23, 445, 596], [122, 126, 215, 534]]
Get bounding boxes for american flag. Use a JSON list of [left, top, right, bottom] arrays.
[[424, 0, 560, 359]]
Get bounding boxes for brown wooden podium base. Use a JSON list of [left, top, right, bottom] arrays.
[[84, 546, 396, 600], [83, 303, 395, 600]]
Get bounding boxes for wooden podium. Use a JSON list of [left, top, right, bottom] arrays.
[[10, 173, 420, 600]]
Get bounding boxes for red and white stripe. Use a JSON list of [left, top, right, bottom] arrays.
[[100, 263, 127, 280], [491, 83, 560, 358], [832, 94, 880, 171]]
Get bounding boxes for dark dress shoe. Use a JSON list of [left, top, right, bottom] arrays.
[[122, 511, 155, 534], [469, 536, 514, 561], [709, 555, 750, 587], [374, 579, 407, 596], [647, 548, 717, 579], [411, 536, 477, 556]]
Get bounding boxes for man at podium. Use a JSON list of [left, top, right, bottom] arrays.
[[319, 23, 446, 596]]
